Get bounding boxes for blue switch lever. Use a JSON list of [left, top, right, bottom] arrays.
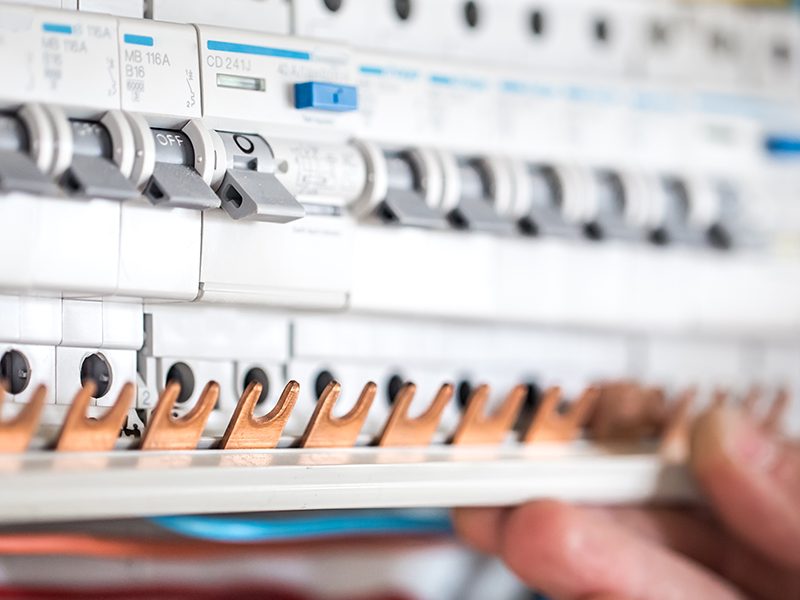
[[294, 81, 358, 112]]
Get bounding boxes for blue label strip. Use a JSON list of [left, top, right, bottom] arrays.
[[501, 80, 553, 97], [42, 23, 72, 35], [124, 33, 154, 47], [207, 40, 309, 61], [359, 65, 419, 79], [430, 74, 486, 90]]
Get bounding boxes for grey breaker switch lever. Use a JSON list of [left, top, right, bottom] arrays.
[[379, 151, 447, 228], [584, 170, 643, 242], [144, 129, 220, 209], [0, 113, 60, 196], [448, 159, 514, 234], [60, 120, 139, 201], [215, 131, 304, 223], [519, 165, 580, 238]]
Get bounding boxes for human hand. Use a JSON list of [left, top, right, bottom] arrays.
[[453, 406, 800, 599]]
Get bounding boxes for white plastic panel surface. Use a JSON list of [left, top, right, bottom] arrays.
[[149, 0, 290, 35], [0, 4, 39, 107], [117, 19, 201, 122], [31, 8, 121, 114], [117, 204, 201, 300], [32, 196, 120, 294], [197, 25, 359, 139], [0, 446, 698, 523], [199, 213, 352, 309], [0, 342, 56, 406], [54, 346, 136, 406]]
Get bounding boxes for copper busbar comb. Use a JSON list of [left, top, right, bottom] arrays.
[[219, 380, 299, 450], [0, 384, 46, 453], [140, 381, 219, 451], [659, 388, 696, 462], [588, 382, 667, 442], [55, 382, 134, 452], [299, 380, 376, 448], [762, 388, 789, 433], [522, 385, 598, 443], [451, 384, 526, 445], [376, 382, 452, 447]]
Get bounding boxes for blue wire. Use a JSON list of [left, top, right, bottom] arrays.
[[150, 511, 453, 543]]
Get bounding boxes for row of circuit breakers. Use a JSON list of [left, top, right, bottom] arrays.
[[2, 1, 794, 251], [0, 105, 742, 248]]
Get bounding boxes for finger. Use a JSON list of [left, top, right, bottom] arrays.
[[603, 507, 800, 600], [452, 507, 509, 555], [691, 406, 800, 568], [492, 500, 743, 600]]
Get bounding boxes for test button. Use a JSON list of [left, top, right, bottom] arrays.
[[294, 82, 358, 112]]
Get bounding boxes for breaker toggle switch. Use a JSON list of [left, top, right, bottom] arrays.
[[294, 82, 358, 112], [0, 112, 60, 196], [705, 181, 750, 250], [60, 113, 140, 201], [583, 170, 647, 242], [380, 151, 448, 228], [447, 158, 514, 234], [515, 164, 582, 238], [145, 128, 220, 210], [650, 176, 708, 247], [215, 132, 305, 223]]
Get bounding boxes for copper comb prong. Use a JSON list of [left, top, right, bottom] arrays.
[[762, 388, 789, 434], [589, 381, 643, 441], [0, 384, 46, 453], [741, 385, 761, 415], [659, 388, 696, 463], [55, 382, 133, 452], [451, 384, 525, 445], [299, 381, 376, 448], [711, 388, 728, 410], [219, 380, 299, 450], [522, 385, 598, 443], [140, 381, 219, 451], [377, 382, 452, 447]]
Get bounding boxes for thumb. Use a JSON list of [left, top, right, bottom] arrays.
[[690, 405, 800, 568]]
